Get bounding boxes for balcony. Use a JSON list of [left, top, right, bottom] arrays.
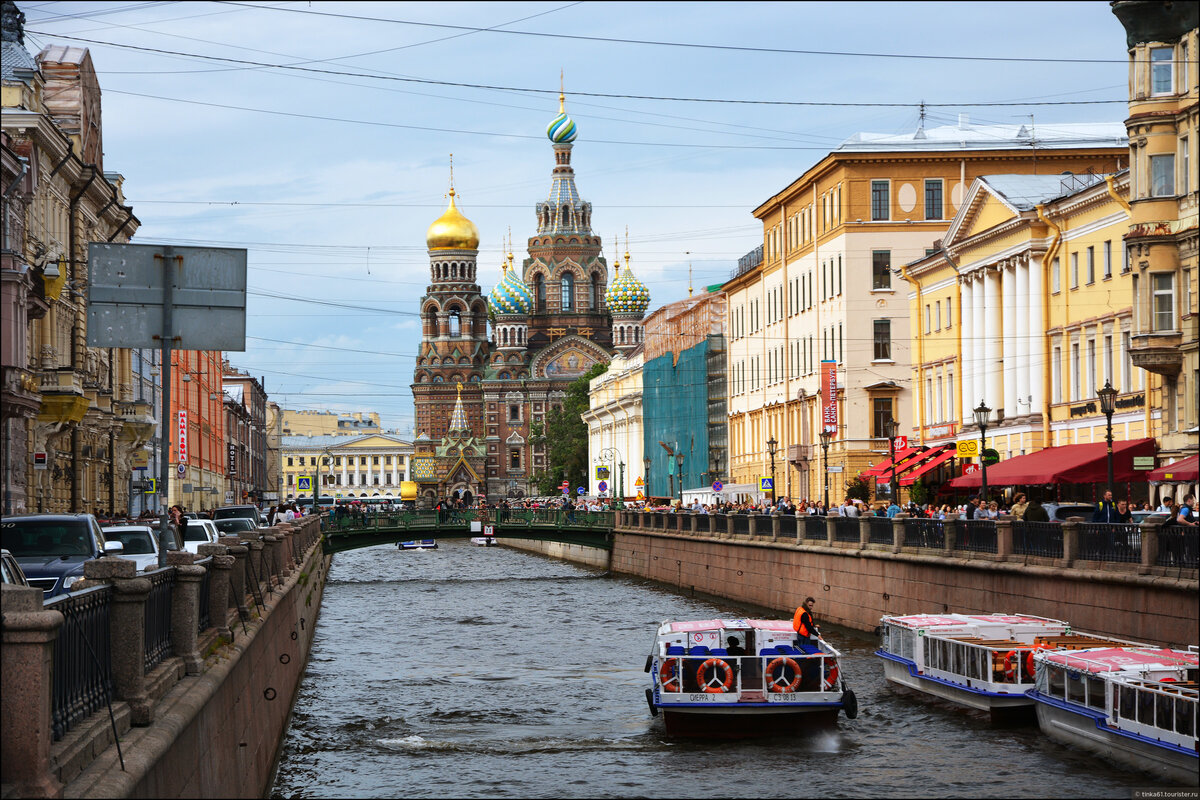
[[1129, 331, 1184, 376]]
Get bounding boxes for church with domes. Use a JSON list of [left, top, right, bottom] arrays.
[[410, 91, 650, 504]]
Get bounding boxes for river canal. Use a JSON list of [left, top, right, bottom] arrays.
[[271, 540, 1161, 798]]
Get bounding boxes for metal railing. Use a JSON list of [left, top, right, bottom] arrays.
[[778, 515, 797, 538], [956, 520, 998, 554], [731, 514, 751, 536], [868, 517, 893, 545], [1156, 528, 1198, 569], [46, 585, 113, 742], [196, 556, 213, 633], [833, 517, 860, 543], [1013, 521, 1064, 558], [1078, 523, 1141, 563], [144, 567, 174, 673], [904, 519, 945, 549], [804, 516, 827, 540]]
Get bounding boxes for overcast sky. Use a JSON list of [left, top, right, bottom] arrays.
[[21, 1, 1131, 433]]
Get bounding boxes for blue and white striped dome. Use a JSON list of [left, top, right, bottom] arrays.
[[547, 110, 578, 144], [605, 263, 650, 316], [489, 265, 532, 316]]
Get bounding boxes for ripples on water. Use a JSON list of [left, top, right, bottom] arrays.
[[271, 541, 1158, 799]]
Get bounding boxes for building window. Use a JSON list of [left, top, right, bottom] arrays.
[[871, 398, 894, 439], [1070, 252, 1079, 289], [1150, 154, 1175, 197], [924, 304, 931, 334], [1104, 334, 1114, 385], [1053, 346, 1062, 403], [298, 456, 305, 466], [1151, 46, 1173, 94], [287, 457, 293, 466], [946, 297, 952, 328], [924, 179, 943, 220], [1052, 257, 1061, 293], [1152, 273, 1175, 331], [1182, 136, 1190, 196], [872, 250, 891, 290], [1103, 240, 1112, 279], [1087, 339, 1096, 398], [873, 319, 892, 361], [534, 274, 545, 311], [1086, 246, 1095, 285], [871, 180, 890, 221], [935, 301, 942, 330], [561, 272, 574, 309], [1071, 342, 1081, 402], [509, 404, 520, 422]]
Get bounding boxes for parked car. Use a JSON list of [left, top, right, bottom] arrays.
[[213, 517, 259, 537], [1041, 503, 1097, 522], [101, 525, 166, 571], [1, 548, 30, 587], [179, 518, 220, 554], [0, 514, 113, 597], [212, 505, 261, 524]]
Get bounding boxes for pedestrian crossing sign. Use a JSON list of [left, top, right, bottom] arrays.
[[759, 476, 774, 492], [297, 476, 312, 491]]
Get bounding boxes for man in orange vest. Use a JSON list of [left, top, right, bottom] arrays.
[[793, 596, 820, 648]]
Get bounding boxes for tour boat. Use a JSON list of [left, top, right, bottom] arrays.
[[1028, 646, 1198, 786], [876, 613, 1136, 719], [398, 539, 438, 550], [469, 536, 497, 547], [644, 618, 857, 738]]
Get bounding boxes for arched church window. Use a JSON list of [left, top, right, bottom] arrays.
[[561, 272, 574, 310], [619, 328, 626, 345], [534, 274, 545, 311], [449, 311, 461, 337], [591, 272, 600, 309]]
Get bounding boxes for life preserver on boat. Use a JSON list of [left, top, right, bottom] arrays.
[[1002, 650, 1020, 682], [765, 657, 802, 692], [696, 658, 734, 693], [1025, 650, 1037, 679], [822, 661, 840, 691], [658, 660, 682, 692]]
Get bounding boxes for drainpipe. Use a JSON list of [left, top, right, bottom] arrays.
[[1104, 175, 1131, 214], [900, 264, 926, 445], [68, 164, 97, 370], [1034, 204, 1063, 448], [2, 157, 28, 200], [106, 206, 135, 242]]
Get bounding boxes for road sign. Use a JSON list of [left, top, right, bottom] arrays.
[[143, 478, 157, 494], [595, 466, 610, 480], [484, 525, 495, 536], [634, 477, 644, 487], [131, 450, 149, 469], [177, 464, 186, 477], [577, 486, 586, 495], [759, 476, 774, 492], [963, 463, 980, 475], [597, 480, 608, 493], [182, 483, 194, 493], [956, 440, 980, 458], [297, 476, 312, 491], [712, 480, 723, 493], [1133, 456, 1155, 470], [827, 465, 844, 473], [893, 435, 908, 450]]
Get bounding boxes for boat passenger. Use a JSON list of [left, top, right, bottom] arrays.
[[726, 636, 746, 656]]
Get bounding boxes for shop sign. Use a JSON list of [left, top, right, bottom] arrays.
[[821, 360, 838, 434]]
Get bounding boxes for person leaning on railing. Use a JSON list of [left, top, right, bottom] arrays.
[[1022, 495, 1049, 522]]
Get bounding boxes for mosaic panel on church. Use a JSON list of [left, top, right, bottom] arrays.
[[541, 347, 599, 379], [410, 457, 438, 482]]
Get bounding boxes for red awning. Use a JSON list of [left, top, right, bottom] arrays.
[[1147, 454, 1199, 483], [862, 446, 923, 477], [900, 446, 956, 486], [946, 438, 1157, 488]]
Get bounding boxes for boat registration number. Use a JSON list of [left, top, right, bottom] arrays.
[[768, 692, 798, 703], [687, 693, 718, 702]]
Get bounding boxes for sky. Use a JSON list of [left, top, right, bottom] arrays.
[[17, 1, 1133, 433]]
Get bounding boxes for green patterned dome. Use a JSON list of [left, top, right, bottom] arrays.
[[605, 262, 650, 316]]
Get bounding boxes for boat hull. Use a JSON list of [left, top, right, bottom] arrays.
[[879, 651, 1034, 719], [1032, 692, 1199, 786], [661, 704, 840, 738]]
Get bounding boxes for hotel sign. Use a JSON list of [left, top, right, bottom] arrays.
[[227, 442, 237, 476], [821, 360, 838, 435]]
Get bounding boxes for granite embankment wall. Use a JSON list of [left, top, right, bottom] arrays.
[[495, 537, 610, 569], [607, 514, 1197, 647], [0, 516, 329, 799]]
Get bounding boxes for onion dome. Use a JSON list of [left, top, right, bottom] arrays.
[[546, 89, 578, 144], [489, 260, 532, 316], [605, 252, 650, 317], [426, 189, 480, 251]]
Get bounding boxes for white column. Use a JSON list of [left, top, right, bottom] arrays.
[[1015, 257, 1031, 415], [960, 277, 974, 422], [340, 458, 347, 487], [354, 459, 361, 490], [391, 457, 398, 487], [1028, 256, 1045, 413], [972, 273, 986, 412], [984, 267, 1002, 416], [1001, 263, 1017, 418], [403, 455, 410, 482]]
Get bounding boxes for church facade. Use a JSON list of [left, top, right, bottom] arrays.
[[410, 95, 650, 504]]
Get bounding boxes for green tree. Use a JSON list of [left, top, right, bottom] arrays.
[[529, 362, 607, 496], [846, 474, 872, 503], [907, 477, 931, 506]]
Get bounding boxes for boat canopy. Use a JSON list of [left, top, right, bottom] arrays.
[[1041, 647, 1199, 674]]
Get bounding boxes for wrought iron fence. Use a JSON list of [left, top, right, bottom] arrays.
[[804, 516, 827, 541], [1155, 528, 1198, 569], [1013, 521, 1064, 558], [868, 517, 894, 545], [833, 517, 860, 543], [1078, 523, 1141, 563], [904, 519, 944, 549], [46, 585, 113, 742], [731, 514, 751, 536], [196, 556, 213, 633], [144, 567, 174, 673], [778, 515, 797, 537], [956, 520, 998, 554]]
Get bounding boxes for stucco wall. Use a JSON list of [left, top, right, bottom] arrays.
[[496, 537, 610, 569]]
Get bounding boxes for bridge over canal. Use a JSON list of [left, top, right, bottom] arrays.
[[320, 508, 615, 554]]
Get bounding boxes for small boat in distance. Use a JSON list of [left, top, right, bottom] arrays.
[[398, 539, 438, 550], [469, 536, 497, 547], [876, 613, 1137, 720], [645, 618, 857, 738], [1028, 645, 1198, 786]]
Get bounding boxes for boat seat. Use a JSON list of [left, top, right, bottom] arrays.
[[759, 648, 779, 656], [690, 646, 711, 656], [711, 648, 728, 656], [796, 643, 822, 655], [666, 646, 685, 656]]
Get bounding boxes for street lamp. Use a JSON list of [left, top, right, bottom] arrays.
[[819, 430, 832, 512], [1098, 380, 1118, 496], [973, 400, 991, 502], [766, 436, 778, 506], [883, 417, 900, 504], [675, 452, 685, 506], [598, 446, 623, 504], [642, 456, 651, 500]]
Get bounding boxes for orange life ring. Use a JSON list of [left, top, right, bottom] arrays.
[[1025, 650, 1037, 679], [1002, 650, 1019, 682], [822, 661, 840, 691], [766, 657, 802, 692], [696, 658, 734, 693], [658, 659, 682, 692]]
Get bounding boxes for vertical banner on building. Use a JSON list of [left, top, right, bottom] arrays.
[[227, 442, 237, 476], [177, 410, 189, 464], [821, 360, 838, 436]]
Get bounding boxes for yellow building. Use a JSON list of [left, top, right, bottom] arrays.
[[904, 171, 1145, 483], [1112, 3, 1198, 465], [583, 348, 644, 500], [281, 409, 381, 437], [281, 434, 413, 501], [729, 121, 1127, 505]]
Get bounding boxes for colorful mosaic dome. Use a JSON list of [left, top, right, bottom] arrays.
[[489, 263, 532, 316], [547, 92, 578, 144], [605, 262, 650, 316]]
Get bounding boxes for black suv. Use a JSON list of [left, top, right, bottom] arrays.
[[0, 514, 111, 597]]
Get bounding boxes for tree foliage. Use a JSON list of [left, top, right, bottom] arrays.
[[529, 362, 607, 495], [845, 474, 872, 502]]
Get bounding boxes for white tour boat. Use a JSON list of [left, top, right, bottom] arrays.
[[645, 618, 857, 738], [1028, 645, 1198, 786], [398, 539, 438, 550], [469, 536, 497, 547], [876, 613, 1134, 719]]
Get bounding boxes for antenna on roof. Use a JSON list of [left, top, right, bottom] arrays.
[[914, 101, 927, 140]]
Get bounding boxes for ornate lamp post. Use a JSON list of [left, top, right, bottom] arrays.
[[675, 452, 685, 506], [766, 436, 778, 506], [1098, 380, 1118, 496], [819, 430, 832, 511], [973, 400, 991, 502], [642, 456, 651, 500], [883, 417, 900, 503], [597, 445, 623, 503]]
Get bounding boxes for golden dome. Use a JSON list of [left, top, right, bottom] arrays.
[[426, 189, 480, 251]]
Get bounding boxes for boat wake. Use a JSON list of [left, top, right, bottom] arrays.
[[378, 734, 653, 755]]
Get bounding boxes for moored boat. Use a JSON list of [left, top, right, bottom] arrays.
[[645, 618, 857, 738], [469, 536, 496, 547], [1028, 645, 1198, 786], [398, 539, 438, 550], [876, 613, 1137, 719]]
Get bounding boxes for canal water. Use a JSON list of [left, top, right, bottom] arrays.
[[271, 541, 1159, 799]]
